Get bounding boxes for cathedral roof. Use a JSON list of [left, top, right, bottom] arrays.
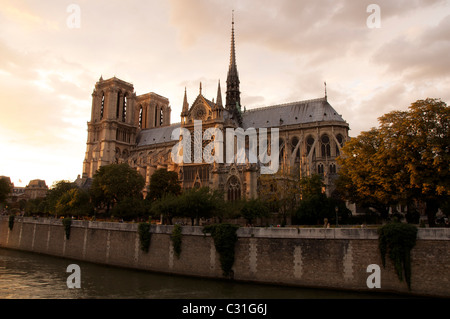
[[241, 97, 347, 129], [137, 123, 181, 147]]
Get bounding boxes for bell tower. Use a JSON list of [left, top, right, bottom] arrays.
[[82, 76, 138, 178]]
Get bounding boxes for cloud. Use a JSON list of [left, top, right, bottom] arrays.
[[1, 0, 449, 186]]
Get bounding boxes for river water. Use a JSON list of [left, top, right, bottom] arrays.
[[0, 247, 406, 299]]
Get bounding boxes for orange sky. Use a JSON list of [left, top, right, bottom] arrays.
[[1, 0, 449, 188]]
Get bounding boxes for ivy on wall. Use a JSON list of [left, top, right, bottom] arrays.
[[171, 224, 182, 259], [203, 223, 239, 278], [8, 215, 14, 231], [62, 218, 72, 240], [378, 222, 418, 290], [138, 222, 152, 253]]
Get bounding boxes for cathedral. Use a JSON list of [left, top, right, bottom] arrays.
[[81, 18, 349, 201]]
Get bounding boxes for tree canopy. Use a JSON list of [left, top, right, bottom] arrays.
[[147, 168, 181, 201], [46, 180, 77, 215], [294, 174, 351, 225], [90, 163, 145, 215], [337, 98, 450, 225], [240, 199, 270, 225], [0, 178, 12, 204]]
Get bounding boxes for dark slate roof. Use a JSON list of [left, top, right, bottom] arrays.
[[241, 97, 346, 129], [137, 123, 181, 147]]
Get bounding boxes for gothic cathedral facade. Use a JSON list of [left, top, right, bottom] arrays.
[[82, 18, 350, 201]]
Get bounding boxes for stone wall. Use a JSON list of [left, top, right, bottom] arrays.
[[0, 216, 449, 297]]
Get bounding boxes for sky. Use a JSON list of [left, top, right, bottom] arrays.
[[0, 0, 449, 188]]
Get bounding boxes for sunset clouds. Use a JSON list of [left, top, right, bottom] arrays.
[[1, 0, 449, 187]]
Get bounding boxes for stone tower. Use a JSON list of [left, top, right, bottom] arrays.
[[82, 77, 137, 178]]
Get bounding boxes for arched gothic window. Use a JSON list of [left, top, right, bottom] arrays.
[[306, 136, 315, 158], [122, 94, 127, 122], [160, 107, 164, 126], [116, 91, 122, 119], [321, 134, 331, 158], [227, 175, 241, 202], [139, 106, 143, 128], [318, 163, 324, 175], [329, 163, 336, 174], [100, 93, 105, 120]]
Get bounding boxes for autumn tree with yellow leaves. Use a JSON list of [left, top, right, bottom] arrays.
[[337, 98, 450, 226]]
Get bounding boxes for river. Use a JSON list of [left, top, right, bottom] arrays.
[[0, 247, 410, 299]]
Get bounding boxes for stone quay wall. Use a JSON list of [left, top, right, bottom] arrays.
[[0, 216, 449, 297]]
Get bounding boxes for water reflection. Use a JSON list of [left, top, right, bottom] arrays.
[[0, 248, 405, 299]]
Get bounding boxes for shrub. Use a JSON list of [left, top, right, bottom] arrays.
[[378, 222, 418, 290], [171, 224, 183, 258], [8, 215, 14, 231], [62, 217, 72, 240], [203, 223, 239, 278], [138, 222, 152, 253]]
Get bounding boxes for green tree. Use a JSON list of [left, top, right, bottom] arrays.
[[46, 180, 77, 216], [0, 177, 12, 205], [240, 199, 270, 225], [294, 193, 350, 225], [24, 198, 48, 216], [299, 174, 325, 199], [111, 196, 150, 221], [294, 174, 351, 225], [90, 163, 145, 216], [147, 168, 181, 202], [258, 170, 300, 225], [177, 187, 219, 226], [55, 188, 94, 218], [150, 193, 180, 225]]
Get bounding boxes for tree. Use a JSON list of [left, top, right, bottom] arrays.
[[147, 168, 181, 202], [111, 196, 150, 221], [90, 163, 145, 216], [258, 170, 300, 225], [294, 175, 351, 225], [55, 188, 94, 218], [0, 177, 12, 205], [337, 98, 450, 226], [299, 174, 325, 199], [24, 198, 47, 216], [150, 193, 180, 225], [46, 180, 77, 216], [176, 187, 220, 226], [240, 199, 270, 225], [335, 128, 395, 219]]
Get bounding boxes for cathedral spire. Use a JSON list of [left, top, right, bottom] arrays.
[[229, 11, 237, 73], [216, 80, 223, 108], [226, 10, 242, 125], [182, 87, 189, 115]]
